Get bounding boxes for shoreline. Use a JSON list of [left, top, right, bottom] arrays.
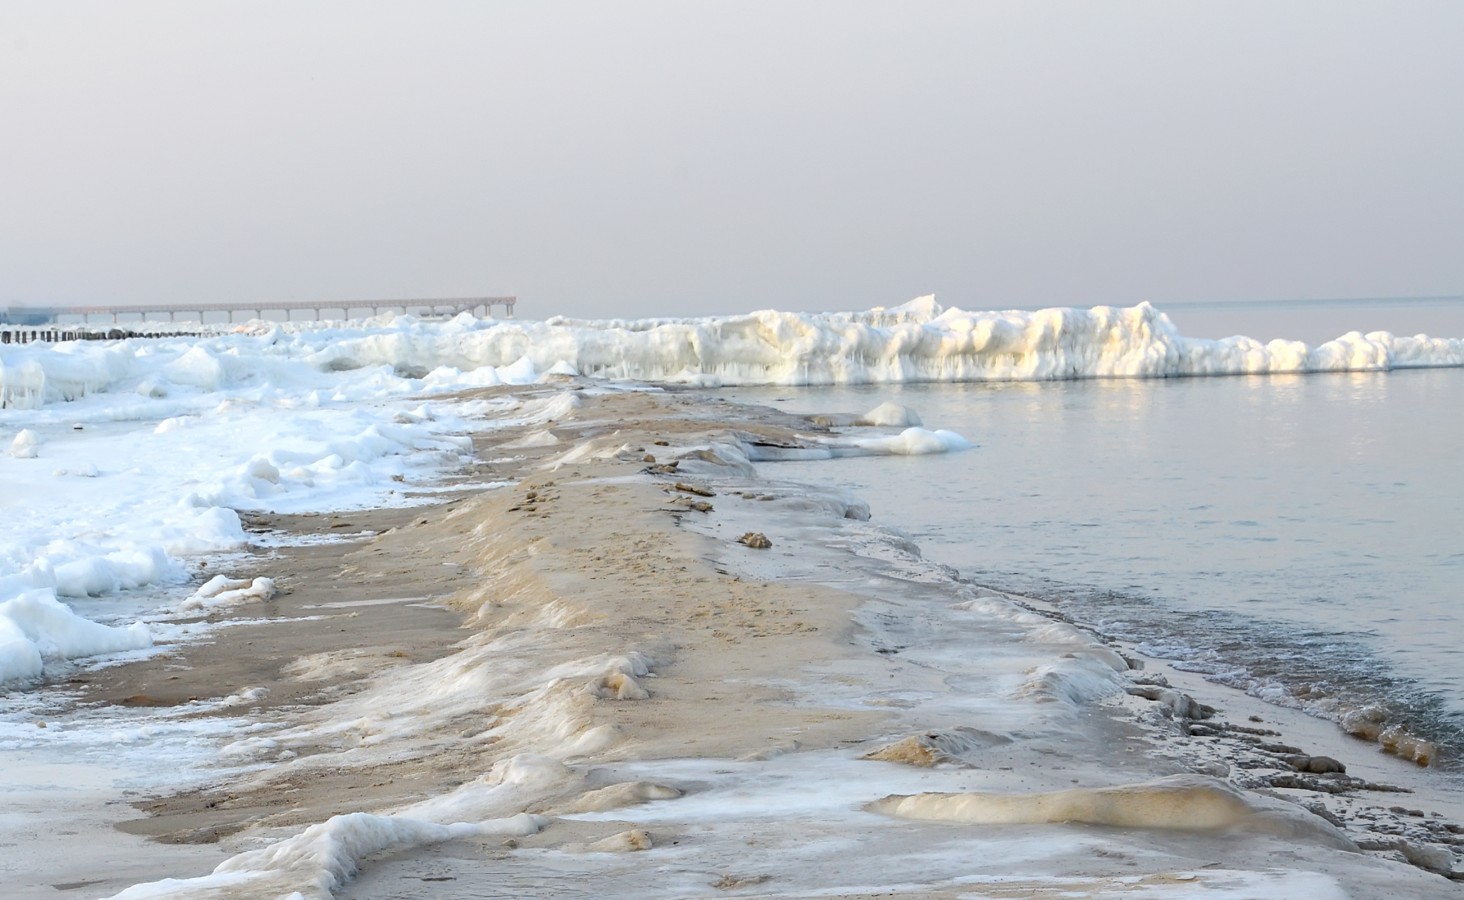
[[980, 583, 1464, 813], [15, 383, 1463, 896]]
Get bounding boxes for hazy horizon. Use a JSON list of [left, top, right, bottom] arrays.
[[4, 2, 1462, 321]]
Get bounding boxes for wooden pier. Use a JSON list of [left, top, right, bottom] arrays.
[[0, 295, 516, 331]]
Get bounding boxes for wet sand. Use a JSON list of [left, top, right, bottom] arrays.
[[22, 384, 1463, 897]]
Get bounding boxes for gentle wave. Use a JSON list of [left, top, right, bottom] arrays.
[[1017, 581, 1460, 769]]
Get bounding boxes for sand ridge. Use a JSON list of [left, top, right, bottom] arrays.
[[92, 388, 880, 843], [53, 384, 1463, 896]]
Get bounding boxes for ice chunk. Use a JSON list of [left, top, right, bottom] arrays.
[[868, 773, 1355, 848], [180, 576, 276, 612], [9, 428, 39, 458], [162, 345, 225, 389], [834, 427, 973, 457], [857, 402, 923, 427], [0, 589, 151, 684]]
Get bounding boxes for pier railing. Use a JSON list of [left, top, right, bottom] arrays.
[[0, 295, 516, 331]]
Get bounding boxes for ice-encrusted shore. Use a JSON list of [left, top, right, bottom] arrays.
[[5, 299, 1461, 706], [20, 384, 1456, 898], [4, 299, 1463, 414]]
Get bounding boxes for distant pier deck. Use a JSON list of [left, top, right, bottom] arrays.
[[0, 296, 516, 344]]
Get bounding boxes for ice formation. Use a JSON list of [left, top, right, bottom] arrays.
[[0, 355, 1449, 898], [8, 428, 39, 458], [1, 298, 1459, 683], [179, 575, 277, 613], [107, 812, 544, 899], [0, 589, 151, 682], [3, 300, 1462, 411], [868, 773, 1355, 848]]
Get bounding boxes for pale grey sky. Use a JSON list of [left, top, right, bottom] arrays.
[[3, 1, 1462, 320]]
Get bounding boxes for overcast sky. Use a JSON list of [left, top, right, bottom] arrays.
[[3, 1, 1462, 320]]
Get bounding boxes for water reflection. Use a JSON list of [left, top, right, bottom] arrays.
[[722, 366, 1464, 762]]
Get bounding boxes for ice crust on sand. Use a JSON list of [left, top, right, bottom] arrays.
[[106, 812, 543, 899], [7, 323, 1464, 895], [31, 387, 1453, 898], [869, 774, 1355, 847]]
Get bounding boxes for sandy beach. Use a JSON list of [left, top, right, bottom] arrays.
[[19, 383, 1463, 898], [9, 4, 1464, 896]]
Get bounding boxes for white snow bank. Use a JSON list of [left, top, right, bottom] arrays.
[[0, 342, 132, 409], [0, 334, 492, 686], [0, 589, 150, 682], [50, 545, 180, 598]]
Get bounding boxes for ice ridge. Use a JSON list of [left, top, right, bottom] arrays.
[[3, 299, 1463, 410]]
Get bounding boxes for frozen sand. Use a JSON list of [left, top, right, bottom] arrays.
[[15, 385, 1461, 897]]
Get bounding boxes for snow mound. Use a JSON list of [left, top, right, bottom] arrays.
[[0, 589, 151, 683], [179, 575, 277, 612], [9, 429, 39, 458]]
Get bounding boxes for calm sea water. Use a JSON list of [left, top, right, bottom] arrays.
[[725, 356, 1464, 766]]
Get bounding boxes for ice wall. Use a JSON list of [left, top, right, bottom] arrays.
[[306, 299, 1464, 386], [3, 300, 1463, 410]]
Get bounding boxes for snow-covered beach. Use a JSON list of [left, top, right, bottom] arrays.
[[3, 303, 1464, 897]]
